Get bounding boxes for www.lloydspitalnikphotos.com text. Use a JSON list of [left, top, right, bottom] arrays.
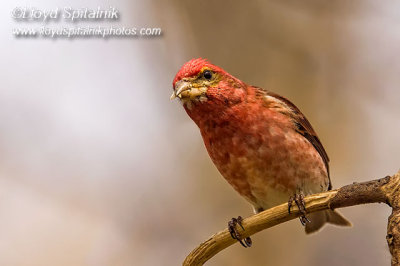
[[11, 6, 162, 39]]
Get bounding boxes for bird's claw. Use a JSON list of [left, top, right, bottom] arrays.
[[288, 192, 310, 226], [228, 216, 252, 248]]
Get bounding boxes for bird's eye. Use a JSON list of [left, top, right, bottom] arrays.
[[203, 70, 212, 80]]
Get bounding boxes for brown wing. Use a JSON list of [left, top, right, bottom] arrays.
[[256, 88, 332, 189]]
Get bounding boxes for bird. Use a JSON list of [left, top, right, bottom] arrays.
[[171, 58, 351, 246]]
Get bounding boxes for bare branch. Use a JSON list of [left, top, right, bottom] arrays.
[[183, 171, 400, 266]]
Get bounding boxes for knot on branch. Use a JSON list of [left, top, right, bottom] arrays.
[[382, 173, 400, 207]]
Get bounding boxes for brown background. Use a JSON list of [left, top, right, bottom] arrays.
[[1, 0, 400, 265]]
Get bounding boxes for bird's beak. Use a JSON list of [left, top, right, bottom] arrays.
[[170, 80, 191, 100]]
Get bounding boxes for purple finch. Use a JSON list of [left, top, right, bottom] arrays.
[[171, 58, 351, 245]]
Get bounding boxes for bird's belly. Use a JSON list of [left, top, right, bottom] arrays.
[[202, 121, 329, 210]]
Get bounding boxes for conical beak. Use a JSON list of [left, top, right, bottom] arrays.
[[170, 80, 191, 100]]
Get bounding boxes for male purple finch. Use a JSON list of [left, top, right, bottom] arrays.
[[171, 58, 350, 246]]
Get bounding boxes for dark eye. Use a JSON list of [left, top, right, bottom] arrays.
[[203, 70, 212, 80]]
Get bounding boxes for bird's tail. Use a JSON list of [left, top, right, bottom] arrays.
[[305, 210, 351, 234]]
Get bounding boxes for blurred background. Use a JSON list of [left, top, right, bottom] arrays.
[[1, 0, 400, 265]]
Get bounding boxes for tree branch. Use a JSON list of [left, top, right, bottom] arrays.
[[183, 171, 400, 266]]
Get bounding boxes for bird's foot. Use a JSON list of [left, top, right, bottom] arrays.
[[228, 216, 252, 248], [288, 192, 310, 226]]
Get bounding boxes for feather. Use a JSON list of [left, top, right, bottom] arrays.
[[256, 88, 332, 189]]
